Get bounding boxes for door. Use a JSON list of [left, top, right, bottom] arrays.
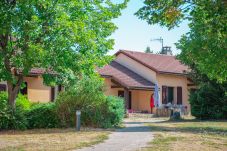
[[118, 90, 132, 109], [129, 91, 132, 109]]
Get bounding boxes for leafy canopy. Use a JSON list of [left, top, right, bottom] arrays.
[[136, 0, 227, 82], [0, 0, 128, 85]]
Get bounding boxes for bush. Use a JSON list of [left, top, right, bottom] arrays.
[[102, 96, 125, 127], [0, 92, 27, 130], [16, 94, 31, 110], [189, 82, 227, 119], [56, 76, 125, 128], [26, 103, 60, 129]]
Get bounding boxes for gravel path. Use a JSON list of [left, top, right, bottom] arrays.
[[76, 117, 154, 151]]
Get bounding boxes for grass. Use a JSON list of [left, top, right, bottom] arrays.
[[143, 118, 227, 151], [0, 128, 109, 151]]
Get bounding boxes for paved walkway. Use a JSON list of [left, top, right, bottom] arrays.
[[76, 117, 154, 151]]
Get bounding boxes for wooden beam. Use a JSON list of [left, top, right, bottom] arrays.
[[111, 79, 123, 87], [187, 83, 196, 86], [111, 85, 123, 88]]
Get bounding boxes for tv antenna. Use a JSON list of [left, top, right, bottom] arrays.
[[151, 37, 164, 50]]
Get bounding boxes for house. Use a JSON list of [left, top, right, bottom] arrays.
[[98, 50, 195, 113], [0, 68, 62, 103]]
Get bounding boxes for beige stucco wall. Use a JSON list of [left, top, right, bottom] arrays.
[[137, 90, 153, 112], [103, 74, 190, 113], [157, 73, 190, 108], [103, 54, 191, 112], [103, 78, 124, 96], [103, 78, 153, 112], [24, 76, 51, 103], [115, 53, 157, 83]]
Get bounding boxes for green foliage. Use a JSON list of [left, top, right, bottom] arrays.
[[26, 103, 60, 129], [0, 93, 27, 130], [16, 94, 31, 110], [0, 0, 128, 106], [145, 46, 153, 53], [56, 76, 124, 128], [189, 82, 227, 119], [55, 76, 105, 127], [0, 92, 59, 130], [103, 96, 125, 127], [136, 0, 227, 82]]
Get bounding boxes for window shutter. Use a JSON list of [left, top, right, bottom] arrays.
[[51, 87, 55, 102], [177, 87, 182, 105], [162, 86, 167, 104], [58, 85, 62, 92]]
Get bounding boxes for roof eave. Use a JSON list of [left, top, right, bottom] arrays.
[[158, 71, 189, 76], [115, 50, 159, 73]]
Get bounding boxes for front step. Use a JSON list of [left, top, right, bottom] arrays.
[[128, 113, 156, 118]]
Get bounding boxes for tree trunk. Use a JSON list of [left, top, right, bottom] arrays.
[[7, 75, 23, 108]]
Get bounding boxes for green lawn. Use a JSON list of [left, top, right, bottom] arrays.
[[143, 119, 227, 151], [0, 128, 109, 151]]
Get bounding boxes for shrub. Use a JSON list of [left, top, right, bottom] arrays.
[[189, 82, 227, 119], [0, 92, 27, 130], [16, 94, 31, 110], [102, 96, 124, 127], [26, 103, 60, 129], [56, 76, 125, 128]]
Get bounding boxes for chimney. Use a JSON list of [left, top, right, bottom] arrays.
[[161, 46, 172, 55]]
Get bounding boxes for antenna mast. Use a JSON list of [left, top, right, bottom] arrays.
[[151, 37, 164, 50]]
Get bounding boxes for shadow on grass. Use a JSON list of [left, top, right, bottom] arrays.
[[120, 119, 227, 134], [0, 128, 108, 135], [148, 119, 227, 135]]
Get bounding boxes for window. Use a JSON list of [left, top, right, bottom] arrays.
[[162, 86, 174, 104], [20, 82, 28, 95], [118, 91, 124, 97], [0, 84, 6, 91], [177, 87, 182, 105], [51, 87, 55, 102], [118, 90, 132, 109]]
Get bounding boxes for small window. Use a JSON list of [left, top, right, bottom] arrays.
[[118, 91, 124, 98], [20, 82, 28, 95], [0, 84, 6, 92]]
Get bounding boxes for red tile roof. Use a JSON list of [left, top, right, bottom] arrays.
[[98, 61, 155, 89], [29, 68, 46, 75], [18, 68, 56, 75], [116, 50, 189, 75]]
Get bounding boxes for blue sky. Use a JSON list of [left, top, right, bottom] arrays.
[[109, 0, 189, 55]]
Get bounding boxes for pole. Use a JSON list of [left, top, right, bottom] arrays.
[[76, 110, 81, 131]]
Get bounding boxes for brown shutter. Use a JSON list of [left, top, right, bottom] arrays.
[[51, 87, 55, 102], [58, 85, 62, 92], [177, 87, 182, 105], [0, 84, 6, 91], [162, 86, 167, 104]]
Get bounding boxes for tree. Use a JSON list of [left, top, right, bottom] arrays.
[[0, 0, 128, 108], [136, 0, 227, 82], [145, 46, 153, 53]]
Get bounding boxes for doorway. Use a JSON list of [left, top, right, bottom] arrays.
[[118, 90, 132, 109]]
